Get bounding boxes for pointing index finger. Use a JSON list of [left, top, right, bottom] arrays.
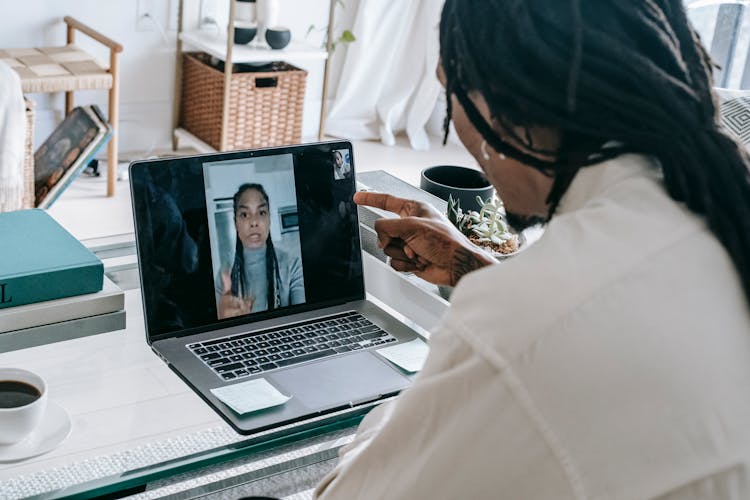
[[353, 191, 414, 216]]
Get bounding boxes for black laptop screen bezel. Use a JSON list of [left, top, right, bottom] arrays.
[[129, 141, 365, 343]]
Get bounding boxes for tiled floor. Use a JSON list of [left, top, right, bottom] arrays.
[[47, 136, 476, 241]]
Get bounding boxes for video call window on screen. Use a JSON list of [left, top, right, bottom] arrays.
[[202, 155, 306, 320], [333, 149, 352, 180]]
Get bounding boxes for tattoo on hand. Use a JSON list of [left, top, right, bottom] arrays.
[[451, 248, 483, 286]]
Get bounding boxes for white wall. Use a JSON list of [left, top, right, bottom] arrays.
[[0, 0, 332, 157]]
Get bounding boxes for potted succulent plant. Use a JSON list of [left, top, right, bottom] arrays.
[[447, 195, 520, 258]]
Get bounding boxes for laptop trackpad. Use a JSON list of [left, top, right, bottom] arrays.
[[269, 352, 410, 411]]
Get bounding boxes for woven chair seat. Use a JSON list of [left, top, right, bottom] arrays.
[[0, 45, 112, 94]]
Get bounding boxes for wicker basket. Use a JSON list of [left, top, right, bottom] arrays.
[[23, 98, 35, 208], [180, 52, 307, 151]]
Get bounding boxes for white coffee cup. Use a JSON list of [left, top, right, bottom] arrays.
[[0, 368, 48, 445]]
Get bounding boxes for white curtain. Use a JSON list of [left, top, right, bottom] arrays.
[[0, 61, 26, 213], [325, 0, 444, 151]]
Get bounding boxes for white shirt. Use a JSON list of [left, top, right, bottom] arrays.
[[314, 154, 750, 499]]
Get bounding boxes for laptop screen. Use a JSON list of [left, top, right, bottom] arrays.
[[130, 141, 364, 341]]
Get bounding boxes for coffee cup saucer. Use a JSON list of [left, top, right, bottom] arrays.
[[0, 401, 72, 463]]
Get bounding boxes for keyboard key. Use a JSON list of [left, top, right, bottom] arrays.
[[258, 342, 270, 348], [207, 346, 220, 352], [268, 347, 280, 354], [256, 349, 268, 356], [260, 363, 278, 371], [195, 348, 207, 355], [360, 325, 380, 334], [361, 330, 386, 341], [236, 369, 248, 376], [244, 359, 258, 367], [293, 349, 306, 356], [269, 339, 282, 346], [280, 345, 293, 351], [305, 346, 319, 353], [219, 343, 232, 349], [277, 349, 337, 367], [217, 363, 243, 373], [222, 373, 236, 380], [188, 343, 201, 349], [249, 367, 262, 374], [232, 347, 245, 354], [269, 354, 282, 361], [335, 346, 351, 353], [220, 350, 233, 356], [291, 341, 304, 348], [281, 352, 294, 359], [208, 357, 229, 366], [230, 355, 243, 362], [257, 356, 270, 364], [201, 353, 220, 361]]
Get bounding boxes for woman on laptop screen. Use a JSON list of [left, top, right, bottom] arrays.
[[216, 183, 305, 319]]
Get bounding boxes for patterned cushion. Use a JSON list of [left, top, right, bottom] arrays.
[[720, 95, 750, 148], [0, 45, 112, 93]]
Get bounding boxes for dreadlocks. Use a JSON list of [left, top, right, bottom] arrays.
[[440, 0, 750, 303]]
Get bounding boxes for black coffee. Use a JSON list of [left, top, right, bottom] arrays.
[[0, 380, 41, 408]]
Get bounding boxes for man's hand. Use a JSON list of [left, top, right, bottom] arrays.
[[354, 191, 494, 286], [218, 271, 253, 319]]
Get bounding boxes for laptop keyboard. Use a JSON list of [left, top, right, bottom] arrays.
[[187, 311, 398, 381]]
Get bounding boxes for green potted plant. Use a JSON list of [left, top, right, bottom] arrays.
[[447, 195, 520, 257]]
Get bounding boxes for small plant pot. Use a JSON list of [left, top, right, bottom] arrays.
[[234, 22, 257, 44], [265, 26, 291, 49], [421, 165, 494, 213]]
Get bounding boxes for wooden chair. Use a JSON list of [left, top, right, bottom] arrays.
[[0, 16, 122, 197]]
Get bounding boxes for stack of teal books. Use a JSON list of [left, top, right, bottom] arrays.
[[0, 209, 124, 353]]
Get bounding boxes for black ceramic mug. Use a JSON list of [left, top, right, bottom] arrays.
[[420, 165, 494, 213]]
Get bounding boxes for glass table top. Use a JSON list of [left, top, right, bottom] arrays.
[[0, 234, 372, 500]]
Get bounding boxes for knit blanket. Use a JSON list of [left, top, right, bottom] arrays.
[[0, 60, 26, 212]]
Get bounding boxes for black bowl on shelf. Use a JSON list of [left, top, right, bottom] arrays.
[[265, 26, 291, 50], [234, 22, 257, 44]]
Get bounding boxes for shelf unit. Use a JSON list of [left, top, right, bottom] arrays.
[[172, 0, 336, 152]]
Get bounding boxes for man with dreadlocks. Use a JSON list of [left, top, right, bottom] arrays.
[[314, 1, 750, 499]]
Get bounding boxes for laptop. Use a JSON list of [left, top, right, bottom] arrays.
[[129, 141, 421, 435]]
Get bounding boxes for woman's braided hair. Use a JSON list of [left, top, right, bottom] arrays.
[[231, 183, 280, 310], [440, 0, 750, 302]]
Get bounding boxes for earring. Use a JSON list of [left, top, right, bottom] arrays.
[[481, 140, 507, 161], [480, 140, 491, 161]]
